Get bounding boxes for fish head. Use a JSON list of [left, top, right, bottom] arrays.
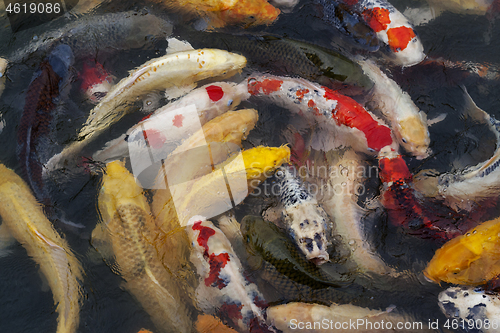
[[243, 145, 291, 183], [193, 49, 247, 83], [215, 0, 280, 27], [396, 114, 430, 159], [80, 61, 114, 104]]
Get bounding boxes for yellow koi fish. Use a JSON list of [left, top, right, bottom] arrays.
[[0, 164, 83, 333], [94, 161, 193, 333], [424, 216, 500, 285], [46, 49, 247, 171]]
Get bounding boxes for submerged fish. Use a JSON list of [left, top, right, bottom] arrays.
[[17, 44, 74, 208], [95, 161, 193, 333], [45, 49, 247, 171], [93, 81, 250, 163], [79, 60, 114, 104], [357, 58, 430, 159], [0, 164, 83, 333], [312, 0, 380, 51], [186, 216, 273, 332], [276, 165, 331, 265], [424, 216, 500, 285], [339, 0, 425, 66]]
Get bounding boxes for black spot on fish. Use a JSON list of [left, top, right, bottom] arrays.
[[314, 233, 323, 250], [304, 219, 309, 225], [440, 301, 460, 318], [303, 238, 314, 252], [445, 290, 458, 299], [466, 303, 487, 322]]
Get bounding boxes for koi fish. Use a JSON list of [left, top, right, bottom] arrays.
[[45, 49, 247, 171], [413, 89, 500, 212], [438, 286, 500, 333], [153, 145, 290, 228], [93, 82, 249, 163], [247, 74, 396, 155], [276, 165, 331, 265], [94, 161, 193, 333], [339, 0, 425, 66], [17, 44, 74, 208], [357, 58, 430, 159], [312, 0, 380, 51], [424, 216, 500, 285], [186, 216, 274, 332], [267, 302, 429, 333], [80, 60, 114, 104], [0, 164, 83, 333]]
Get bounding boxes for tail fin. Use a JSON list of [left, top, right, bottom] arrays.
[[459, 86, 489, 124]]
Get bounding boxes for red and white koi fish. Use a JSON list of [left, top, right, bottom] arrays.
[[186, 216, 275, 333], [80, 60, 114, 104], [357, 58, 430, 159], [93, 82, 249, 163], [247, 74, 397, 155], [339, 0, 425, 66]]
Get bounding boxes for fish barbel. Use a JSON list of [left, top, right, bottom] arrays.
[[45, 49, 247, 171], [0, 164, 83, 333], [186, 216, 272, 332], [424, 216, 500, 285], [95, 161, 193, 333], [93, 81, 250, 163], [357, 58, 430, 159]]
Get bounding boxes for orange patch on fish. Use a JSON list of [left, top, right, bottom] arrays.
[[387, 26, 416, 52], [362, 7, 391, 33], [172, 114, 185, 128], [142, 129, 166, 149], [216, 0, 280, 26], [248, 78, 283, 95], [295, 88, 309, 101]]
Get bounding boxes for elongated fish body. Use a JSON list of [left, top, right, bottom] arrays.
[[357, 58, 430, 159], [424, 217, 500, 285], [6, 11, 173, 65], [241, 215, 347, 289], [339, 0, 425, 66], [311, 0, 380, 51], [247, 74, 396, 155], [46, 49, 247, 171], [276, 165, 330, 265], [153, 145, 290, 228], [186, 216, 273, 332], [0, 164, 83, 333], [439, 286, 500, 333], [17, 44, 74, 207], [319, 148, 394, 275], [267, 302, 429, 333], [96, 161, 192, 333], [93, 82, 250, 163]]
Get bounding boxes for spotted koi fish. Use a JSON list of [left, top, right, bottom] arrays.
[[276, 165, 330, 265], [93, 82, 249, 163], [186, 216, 275, 333], [339, 0, 425, 66], [17, 44, 74, 208], [247, 74, 397, 155]]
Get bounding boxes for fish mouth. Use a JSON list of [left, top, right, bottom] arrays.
[[309, 254, 329, 266]]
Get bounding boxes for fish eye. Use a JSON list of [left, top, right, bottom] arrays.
[[248, 78, 257, 86], [402, 138, 408, 143], [227, 99, 233, 106]]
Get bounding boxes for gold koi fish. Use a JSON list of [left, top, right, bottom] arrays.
[[46, 49, 247, 171], [424, 216, 500, 285], [0, 164, 83, 333], [94, 161, 193, 333]]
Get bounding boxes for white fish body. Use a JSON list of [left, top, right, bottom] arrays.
[[93, 81, 250, 163], [357, 58, 430, 159], [186, 216, 269, 332], [276, 165, 330, 265], [45, 49, 247, 171]]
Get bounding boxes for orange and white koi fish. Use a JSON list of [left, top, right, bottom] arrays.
[[0, 164, 83, 333], [247, 74, 397, 155], [339, 0, 425, 66], [93, 82, 250, 163], [45, 49, 247, 171], [424, 216, 500, 285], [357, 58, 430, 159], [186, 216, 275, 333]]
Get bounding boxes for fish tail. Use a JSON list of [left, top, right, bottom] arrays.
[[460, 86, 489, 123]]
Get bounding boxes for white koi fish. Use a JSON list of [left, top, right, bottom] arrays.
[[186, 216, 274, 332], [93, 81, 250, 163], [0, 164, 83, 333], [357, 58, 430, 159], [276, 165, 330, 265], [45, 49, 247, 171]]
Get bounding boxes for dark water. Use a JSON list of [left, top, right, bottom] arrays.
[[1, 0, 500, 332]]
